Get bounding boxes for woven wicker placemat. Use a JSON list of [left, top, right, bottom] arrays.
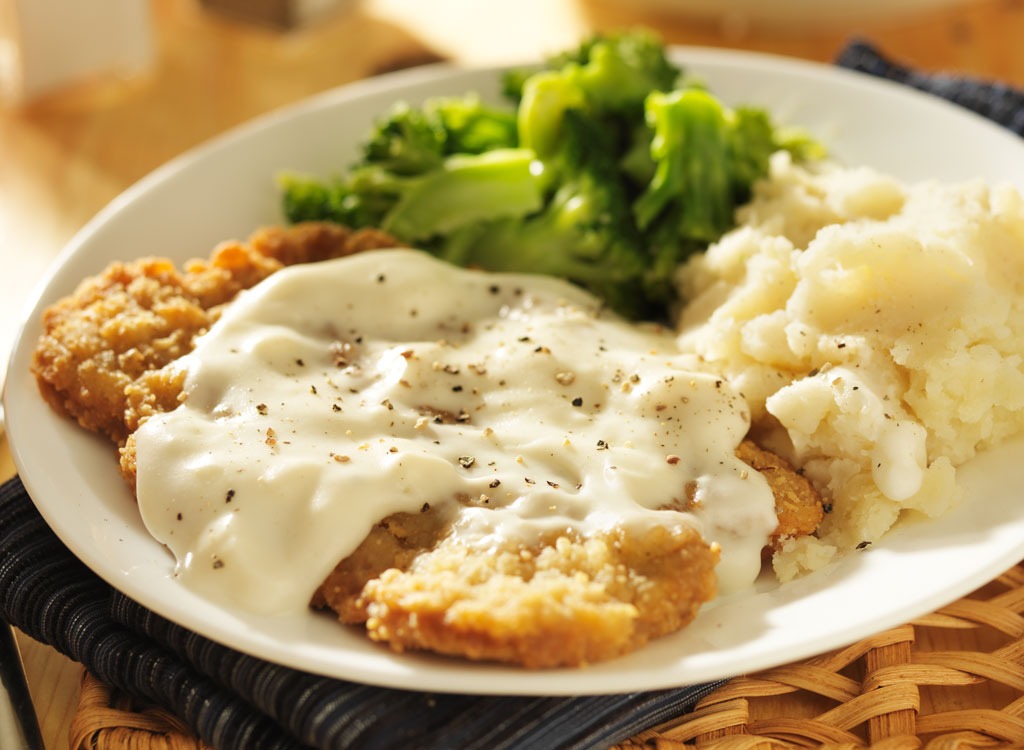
[[70, 563, 1024, 750]]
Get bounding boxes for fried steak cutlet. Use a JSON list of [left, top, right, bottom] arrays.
[[32, 222, 823, 668], [33, 222, 402, 448]]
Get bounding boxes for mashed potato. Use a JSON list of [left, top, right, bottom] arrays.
[[675, 153, 1024, 579]]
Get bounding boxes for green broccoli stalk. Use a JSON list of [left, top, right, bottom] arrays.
[[633, 87, 820, 247], [517, 71, 588, 162], [381, 148, 544, 240], [633, 87, 739, 242], [281, 147, 544, 242]]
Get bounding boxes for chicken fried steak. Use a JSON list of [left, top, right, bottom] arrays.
[[32, 224, 822, 669]]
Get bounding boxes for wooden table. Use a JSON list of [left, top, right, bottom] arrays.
[[2, 0, 1023, 746]]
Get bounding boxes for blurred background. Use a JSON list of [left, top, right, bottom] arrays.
[[1, 0, 1022, 746]]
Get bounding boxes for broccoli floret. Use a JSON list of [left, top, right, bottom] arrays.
[[428, 96, 520, 154], [633, 87, 817, 244], [279, 173, 385, 228], [436, 109, 653, 319], [516, 30, 680, 160], [503, 30, 679, 104], [517, 70, 589, 162], [280, 147, 545, 242], [633, 88, 737, 242], [279, 93, 537, 237], [360, 95, 519, 175], [360, 102, 447, 176]]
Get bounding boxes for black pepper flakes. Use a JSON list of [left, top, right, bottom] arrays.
[[225, 489, 235, 503], [489, 479, 501, 488], [571, 397, 583, 407], [458, 456, 476, 469]]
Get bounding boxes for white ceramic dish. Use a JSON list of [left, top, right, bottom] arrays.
[[6, 48, 1024, 696]]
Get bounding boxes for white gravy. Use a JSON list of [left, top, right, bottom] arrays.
[[134, 249, 777, 614]]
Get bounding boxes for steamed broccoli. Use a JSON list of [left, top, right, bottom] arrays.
[[631, 87, 822, 279], [362, 96, 519, 174], [515, 30, 680, 160], [438, 109, 653, 319], [633, 88, 741, 242], [278, 30, 823, 321], [503, 30, 680, 106], [281, 148, 544, 242]]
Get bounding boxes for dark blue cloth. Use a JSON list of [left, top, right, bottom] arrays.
[[836, 40, 1024, 135], [2, 40, 1021, 750]]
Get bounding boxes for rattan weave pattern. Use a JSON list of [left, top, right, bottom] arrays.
[[70, 564, 1024, 750], [615, 563, 1024, 749]]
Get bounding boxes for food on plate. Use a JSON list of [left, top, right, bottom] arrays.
[[32, 222, 400, 450], [279, 30, 822, 321], [29, 32, 834, 669], [32, 228, 823, 667], [28, 30, 1024, 669], [676, 153, 1024, 579]]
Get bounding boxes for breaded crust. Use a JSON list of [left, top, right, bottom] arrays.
[[32, 223, 820, 668], [311, 509, 718, 668], [32, 223, 401, 445], [360, 526, 718, 668], [736, 440, 824, 544]]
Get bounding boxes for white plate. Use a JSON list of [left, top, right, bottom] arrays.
[[6, 48, 1024, 696]]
